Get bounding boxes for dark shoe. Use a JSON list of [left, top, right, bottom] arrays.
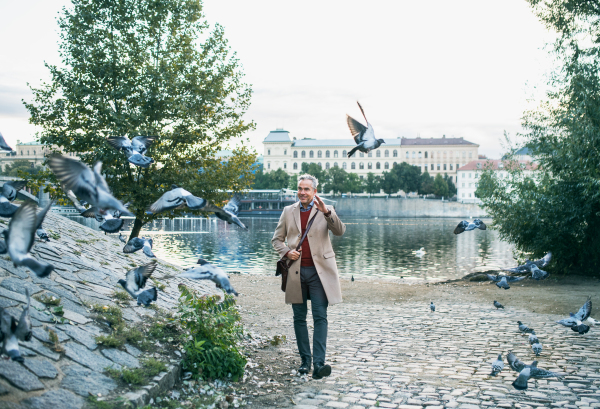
[[298, 359, 311, 375], [312, 364, 331, 379]]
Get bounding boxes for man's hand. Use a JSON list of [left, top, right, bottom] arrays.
[[314, 195, 328, 213], [286, 249, 302, 261]]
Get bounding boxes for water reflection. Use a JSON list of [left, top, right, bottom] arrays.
[[68, 216, 516, 281]]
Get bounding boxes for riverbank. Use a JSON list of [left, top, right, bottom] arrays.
[[332, 198, 486, 218], [232, 273, 600, 408]]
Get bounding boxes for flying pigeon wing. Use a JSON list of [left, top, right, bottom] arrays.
[[0, 131, 13, 151], [131, 136, 156, 154], [486, 274, 501, 282], [142, 243, 155, 258], [0, 202, 18, 217], [502, 264, 530, 274], [573, 296, 592, 321], [80, 207, 98, 218], [223, 196, 241, 215], [507, 352, 526, 372], [507, 275, 527, 283], [454, 221, 468, 235], [64, 189, 89, 214], [474, 219, 487, 230], [134, 260, 157, 289], [137, 287, 158, 306], [530, 367, 562, 380], [14, 289, 32, 342], [346, 115, 368, 143], [123, 238, 143, 253], [184, 194, 207, 210], [107, 136, 132, 151], [99, 218, 124, 233], [149, 189, 183, 214], [92, 162, 111, 194], [8, 202, 37, 256], [48, 156, 97, 203], [512, 368, 530, 390], [533, 252, 552, 268], [178, 266, 213, 280]]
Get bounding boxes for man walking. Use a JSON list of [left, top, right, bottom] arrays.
[[272, 174, 346, 379]]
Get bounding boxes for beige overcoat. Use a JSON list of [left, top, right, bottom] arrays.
[[271, 202, 346, 305]]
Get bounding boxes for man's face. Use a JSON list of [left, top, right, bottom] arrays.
[[297, 179, 316, 206]]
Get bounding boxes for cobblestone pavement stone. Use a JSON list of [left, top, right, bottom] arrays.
[[280, 301, 600, 409]]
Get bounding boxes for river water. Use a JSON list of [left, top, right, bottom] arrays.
[[69, 215, 516, 281]]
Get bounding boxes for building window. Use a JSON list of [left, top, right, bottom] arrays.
[[325, 162, 330, 169], [301, 151, 306, 158], [318, 150, 322, 158], [393, 150, 398, 157], [418, 151, 422, 158], [450, 164, 453, 170], [385, 150, 389, 157], [284, 149, 287, 155], [368, 152, 373, 157], [436, 164, 440, 170], [33, 150, 36, 155], [284, 162, 287, 169], [469, 152, 472, 158], [267, 163, 271, 169], [359, 162, 364, 169], [342, 162, 347, 169], [376, 150, 381, 157], [393, 162, 397, 167], [405, 152, 409, 159], [376, 162, 381, 169], [318, 162, 322, 168], [443, 164, 447, 170], [469, 173, 472, 178], [469, 193, 472, 197], [412, 151, 416, 158], [368, 162, 373, 169], [342, 150, 347, 157], [20, 151, 23, 156], [326, 150, 330, 158], [351, 162, 355, 169], [463, 151, 466, 158], [334, 150, 339, 158], [334, 162, 338, 167], [425, 151, 428, 158], [293, 163, 298, 170], [309, 150, 314, 158], [360, 152, 365, 157], [462, 183, 465, 187], [384, 162, 389, 169], [457, 163, 460, 170], [293, 151, 298, 158], [268, 149, 271, 155], [431, 164, 434, 170]]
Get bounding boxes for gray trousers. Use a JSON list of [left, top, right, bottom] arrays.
[[292, 266, 329, 366]]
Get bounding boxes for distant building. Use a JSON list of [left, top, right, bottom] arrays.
[[263, 129, 479, 183], [457, 159, 537, 203], [0, 140, 79, 172]]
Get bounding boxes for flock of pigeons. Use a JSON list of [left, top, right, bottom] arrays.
[[0, 132, 246, 362]]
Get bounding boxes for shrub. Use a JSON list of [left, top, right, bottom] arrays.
[[178, 285, 246, 381]]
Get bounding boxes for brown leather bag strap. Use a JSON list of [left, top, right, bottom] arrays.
[[286, 210, 320, 267]]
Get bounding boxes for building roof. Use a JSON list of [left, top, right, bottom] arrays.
[[514, 147, 531, 155], [292, 138, 402, 147], [18, 141, 44, 146], [401, 137, 477, 146], [263, 129, 291, 143], [458, 159, 537, 171]]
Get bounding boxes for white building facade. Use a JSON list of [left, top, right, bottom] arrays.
[[263, 129, 479, 183], [457, 159, 537, 203]]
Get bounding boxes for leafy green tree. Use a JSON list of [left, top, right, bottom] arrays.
[[363, 172, 380, 197], [301, 162, 328, 185], [343, 172, 363, 194], [252, 169, 289, 189], [475, 0, 600, 275], [433, 173, 449, 197], [380, 171, 400, 195], [419, 170, 434, 195], [1, 160, 43, 178], [444, 173, 457, 197], [394, 162, 421, 193], [322, 166, 348, 195], [24, 0, 255, 238]]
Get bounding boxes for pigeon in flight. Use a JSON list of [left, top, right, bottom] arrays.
[[0, 131, 13, 152], [493, 300, 504, 309], [454, 219, 486, 234], [503, 252, 552, 281], [0, 181, 27, 218], [486, 274, 526, 289], [430, 302, 435, 312], [587, 317, 599, 326], [48, 155, 132, 217], [118, 260, 158, 306], [512, 364, 562, 390], [489, 353, 504, 376], [0, 308, 23, 362], [532, 342, 542, 356], [556, 296, 592, 335], [107, 136, 156, 168], [528, 330, 539, 345], [507, 351, 529, 372], [346, 102, 385, 158], [98, 209, 125, 234], [123, 237, 155, 258], [0, 202, 54, 278], [517, 321, 534, 333], [203, 196, 247, 229], [176, 259, 238, 296], [119, 233, 127, 244], [148, 185, 207, 215]]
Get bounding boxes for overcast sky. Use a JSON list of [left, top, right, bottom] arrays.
[[0, 0, 555, 158]]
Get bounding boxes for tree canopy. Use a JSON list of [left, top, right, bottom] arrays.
[[25, 0, 256, 238]]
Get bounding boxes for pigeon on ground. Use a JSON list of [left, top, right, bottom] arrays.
[[14, 289, 32, 342], [0, 181, 27, 218], [486, 274, 526, 289], [351, 275, 354, 282], [48, 155, 132, 217], [430, 302, 435, 312], [493, 300, 504, 309], [203, 196, 247, 229], [532, 342, 542, 356], [36, 225, 49, 242], [176, 259, 238, 296], [118, 260, 158, 304], [490, 353, 504, 376], [0, 202, 54, 278], [512, 364, 562, 390], [98, 210, 125, 234], [528, 330, 539, 345], [517, 321, 534, 333], [556, 296, 592, 335], [107, 135, 156, 168], [454, 219, 486, 234], [0, 131, 13, 151], [0, 308, 23, 362], [346, 102, 385, 158], [503, 252, 552, 280], [136, 287, 158, 306], [123, 237, 155, 258], [119, 233, 127, 244], [148, 185, 207, 214]]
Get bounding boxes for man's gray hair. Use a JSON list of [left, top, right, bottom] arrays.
[[298, 174, 318, 190]]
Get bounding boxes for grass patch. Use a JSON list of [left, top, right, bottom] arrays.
[[47, 230, 60, 240], [34, 294, 61, 305], [112, 290, 131, 302], [121, 368, 146, 385], [151, 278, 166, 291], [91, 304, 123, 326], [48, 329, 64, 352], [73, 250, 81, 256], [96, 334, 125, 348], [104, 358, 168, 386], [142, 358, 167, 377], [75, 239, 90, 244]]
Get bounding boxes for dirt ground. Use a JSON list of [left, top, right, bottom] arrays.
[[230, 273, 600, 407]]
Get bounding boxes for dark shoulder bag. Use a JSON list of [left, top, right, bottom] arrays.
[[275, 210, 319, 292]]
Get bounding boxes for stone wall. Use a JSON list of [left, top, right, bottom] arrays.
[[334, 197, 487, 218]]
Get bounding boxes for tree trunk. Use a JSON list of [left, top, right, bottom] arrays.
[[129, 217, 145, 240]]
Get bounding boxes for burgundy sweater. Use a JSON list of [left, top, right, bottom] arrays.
[[299, 210, 314, 267]]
